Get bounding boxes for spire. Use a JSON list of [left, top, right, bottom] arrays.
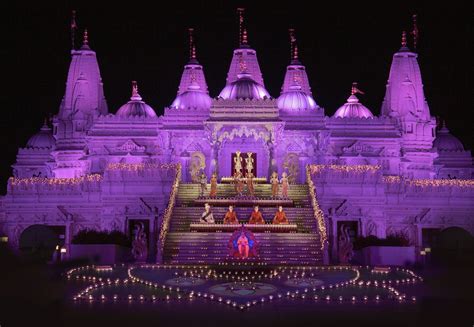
[[188, 28, 198, 63], [81, 29, 90, 50], [280, 29, 313, 96], [381, 30, 431, 120], [70, 10, 78, 50], [289, 28, 300, 64], [176, 28, 210, 94], [58, 27, 108, 119], [411, 14, 419, 50], [131, 81, 142, 101]]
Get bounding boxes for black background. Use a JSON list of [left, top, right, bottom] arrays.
[[4, 0, 473, 193]]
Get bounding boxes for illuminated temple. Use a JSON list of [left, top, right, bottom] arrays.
[[1, 13, 473, 265]]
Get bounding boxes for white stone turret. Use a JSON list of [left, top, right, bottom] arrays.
[[381, 32, 437, 178]]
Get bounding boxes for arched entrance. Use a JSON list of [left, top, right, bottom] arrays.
[[19, 225, 63, 263], [432, 227, 473, 265]]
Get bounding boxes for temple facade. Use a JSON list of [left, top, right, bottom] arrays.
[[1, 19, 473, 263]]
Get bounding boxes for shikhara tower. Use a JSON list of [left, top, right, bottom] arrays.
[[1, 10, 473, 264]]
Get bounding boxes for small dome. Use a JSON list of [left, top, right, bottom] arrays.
[[219, 73, 270, 100], [27, 123, 55, 149], [333, 94, 374, 119], [277, 84, 317, 112], [170, 81, 212, 110], [116, 82, 157, 118], [433, 123, 465, 152]]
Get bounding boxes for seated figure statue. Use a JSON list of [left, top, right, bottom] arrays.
[[248, 205, 265, 224], [200, 203, 215, 224], [223, 205, 239, 224], [272, 205, 289, 224], [237, 231, 250, 258]]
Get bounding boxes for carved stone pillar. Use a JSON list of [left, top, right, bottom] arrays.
[[267, 142, 276, 178], [210, 141, 220, 177]]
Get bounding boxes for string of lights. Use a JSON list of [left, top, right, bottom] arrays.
[[306, 165, 328, 250]]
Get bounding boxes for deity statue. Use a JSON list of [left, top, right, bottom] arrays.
[[270, 171, 279, 197], [131, 222, 148, 262], [199, 171, 207, 197], [234, 151, 243, 175], [237, 232, 250, 258], [200, 203, 215, 224], [280, 172, 290, 198], [273, 205, 289, 224], [249, 205, 265, 224], [246, 171, 255, 197], [233, 171, 244, 196], [245, 152, 254, 175], [228, 226, 258, 259], [223, 205, 239, 224], [209, 173, 218, 197], [338, 224, 354, 264]]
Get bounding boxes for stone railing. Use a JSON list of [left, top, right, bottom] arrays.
[[157, 163, 182, 261], [306, 164, 328, 251], [383, 175, 474, 194], [104, 163, 177, 181], [7, 174, 103, 194]]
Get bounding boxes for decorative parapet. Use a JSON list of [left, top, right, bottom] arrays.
[[306, 164, 328, 250], [310, 164, 381, 175], [7, 174, 102, 193], [383, 175, 474, 193], [104, 163, 178, 181], [158, 163, 182, 257]]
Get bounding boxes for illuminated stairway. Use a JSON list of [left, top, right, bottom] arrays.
[[163, 183, 323, 265]]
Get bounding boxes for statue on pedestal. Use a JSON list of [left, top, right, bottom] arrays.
[[338, 224, 354, 264], [199, 171, 207, 197], [270, 172, 279, 197], [131, 222, 148, 262], [234, 151, 243, 175], [246, 171, 255, 197], [245, 152, 254, 176], [209, 173, 218, 197], [280, 172, 290, 198]]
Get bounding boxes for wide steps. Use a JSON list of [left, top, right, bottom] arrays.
[[164, 232, 322, 265]]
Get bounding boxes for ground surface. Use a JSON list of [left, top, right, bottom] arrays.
[[0, 246, 472, 327]]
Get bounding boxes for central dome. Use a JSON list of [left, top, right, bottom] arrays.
[[219, 73, 270, 100], [170, 81, 212, 110], [116, 82, 157, 118], [277, 84, 317, 112], [333, 94, 374, 119]]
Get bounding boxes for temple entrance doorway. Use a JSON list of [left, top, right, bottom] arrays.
[[231, 152, 256, 177], [219, 136, 269, 179]]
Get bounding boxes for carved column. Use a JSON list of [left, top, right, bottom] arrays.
[[267, 142, 276, 178], [210, 141, 220, 177]]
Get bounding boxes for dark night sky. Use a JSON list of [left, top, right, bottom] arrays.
[[3, 1, 473, 193]]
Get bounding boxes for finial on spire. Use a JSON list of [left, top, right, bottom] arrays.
[[81, 28, 90, 49], [188, 28, 197, 61], [411, 14, 419, 50], [289, 28, 299, 62], [242, 28, 248, 45], [70, 10, 78, 50], [401, 30, 407, 48], [237, 8, 245, 46], [351, 82, 365, 95], [131, 81, 142, 100]]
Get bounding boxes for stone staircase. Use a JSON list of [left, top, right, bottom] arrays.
[[163, 183, 323, 265]]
